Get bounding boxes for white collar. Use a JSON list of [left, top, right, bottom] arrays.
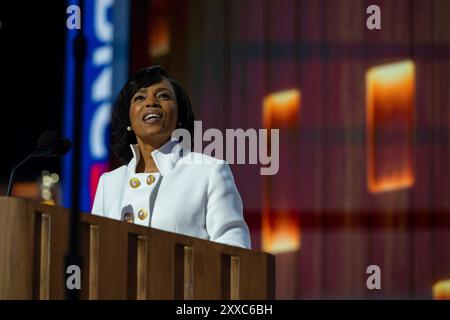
[[128, 139, 182, 176]]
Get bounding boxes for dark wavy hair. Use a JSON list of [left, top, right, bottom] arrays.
[[111, 66, 195, 163]]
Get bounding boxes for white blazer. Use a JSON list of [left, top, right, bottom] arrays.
[[91, 140, 251, 249]]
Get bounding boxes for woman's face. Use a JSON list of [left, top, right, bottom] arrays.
[[129, 77, 178, 147]]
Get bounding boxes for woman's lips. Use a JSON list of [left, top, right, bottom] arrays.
[[142, 112, 163, 124], [143, 117, 162, 124]]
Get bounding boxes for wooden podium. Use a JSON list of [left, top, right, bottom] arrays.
[[0, 196, 274, 300]]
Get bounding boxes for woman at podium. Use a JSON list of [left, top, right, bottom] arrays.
[[91, 66, 251, 249]]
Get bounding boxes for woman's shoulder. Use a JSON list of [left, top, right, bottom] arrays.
[[176, 152, 235, 182], [99, 164, 128, 181], [178, 151, 227, 166]]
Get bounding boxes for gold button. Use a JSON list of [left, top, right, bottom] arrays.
[[146, 175, 156, 185], [129, 177, 141, 188], [123, 212, 134, 223], [138, 208, 148, 220]]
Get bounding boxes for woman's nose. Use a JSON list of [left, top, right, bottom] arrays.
[[144, 97, 160, 108]]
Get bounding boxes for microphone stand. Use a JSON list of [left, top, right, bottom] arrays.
[[6, 154, 32, 197], [65, 0, 86, 300], [6, 131, 63, 197]]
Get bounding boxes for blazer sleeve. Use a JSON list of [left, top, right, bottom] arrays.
[[205, 161, 251, 249], [91, 174, 105, 216]]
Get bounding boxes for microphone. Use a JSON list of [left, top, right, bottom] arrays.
[[6, 131, 72, 197], [32, 130, 59, 157], [52, 138, 72, 157]]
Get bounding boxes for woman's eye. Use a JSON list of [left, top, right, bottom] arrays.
[[157, 92, 171, 100], [133, 95, 145, 102]]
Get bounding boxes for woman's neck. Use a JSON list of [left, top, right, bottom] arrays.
[[135, 136, 173, 173], [135, 140, 160, 173]]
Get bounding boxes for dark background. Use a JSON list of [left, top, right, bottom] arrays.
[[0, 1, 66, 183]]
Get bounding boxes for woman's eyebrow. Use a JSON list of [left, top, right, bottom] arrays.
[[154, 86, 173, 94], [134, 88, 147, 95]]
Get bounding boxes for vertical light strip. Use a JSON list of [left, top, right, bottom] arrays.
[[63, 0, 114, 211], [262, 89, 301, 254], [366, 60, 415, 193]]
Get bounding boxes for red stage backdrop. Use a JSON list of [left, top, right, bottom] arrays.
[[125, 0, 450, 299]]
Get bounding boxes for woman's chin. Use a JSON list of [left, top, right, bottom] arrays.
[[138, 130, 171, 145], [139, 123, 164, 134]]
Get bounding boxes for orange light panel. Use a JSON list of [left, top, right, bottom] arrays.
[[147, 0, 170, 58], [262, 89, 301, 254], [262, 209, 301, 254], [263, 89, 301, 129], [148, 18, 170, 58], [12, 182, 40, 199], [366, 60, 415, 193], [433, 279, 450, 300]]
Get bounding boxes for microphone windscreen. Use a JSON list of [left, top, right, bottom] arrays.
[[53, 138, 72, 156], [36, 130, 58, 151]]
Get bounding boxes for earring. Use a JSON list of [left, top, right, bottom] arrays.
[[126, 126, 132, 132], [178, 122, 182, 126]]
